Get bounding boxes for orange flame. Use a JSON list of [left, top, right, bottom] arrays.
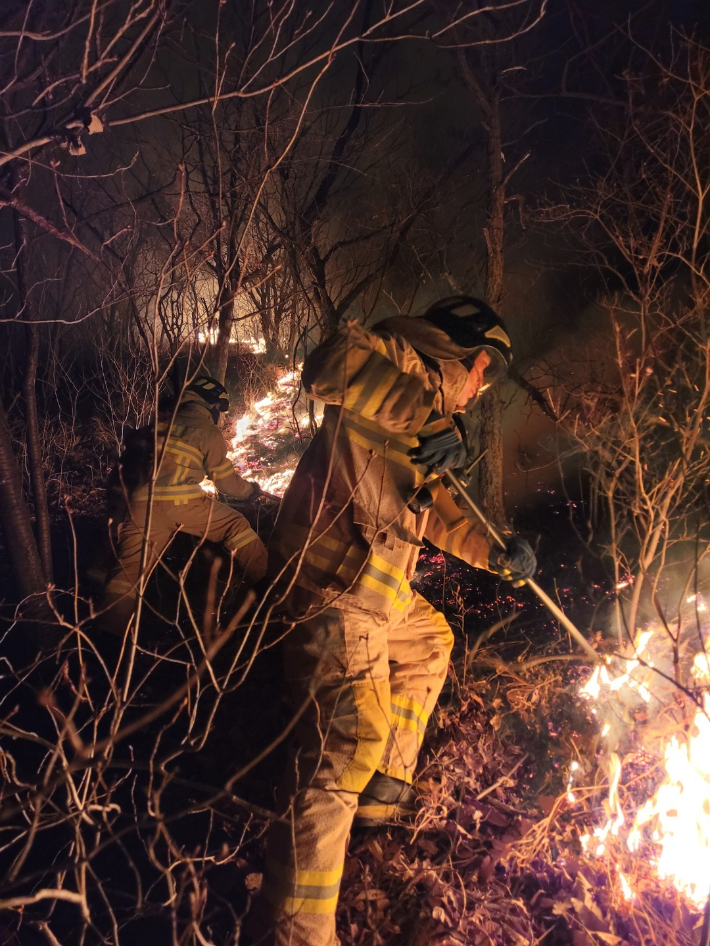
[[579, 622, 710, 907]]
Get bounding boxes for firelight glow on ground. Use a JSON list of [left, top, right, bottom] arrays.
[[578, 618, 710, 907]]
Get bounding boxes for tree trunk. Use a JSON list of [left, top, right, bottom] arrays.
[[22, 321, 53, 582], [214, 283, 235, 385], [14, 211, 53, 581], [0, 395, 47, 600], [477, 91, 508, 527], [478, 387, 506, 524], [214, 231, 240, 384]]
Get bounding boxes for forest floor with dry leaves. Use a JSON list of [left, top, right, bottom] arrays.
[[330, 646, 702, 946], [0, 507, 705, 946]]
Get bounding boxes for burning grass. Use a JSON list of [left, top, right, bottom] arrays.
[[334, 632, 706, 946]]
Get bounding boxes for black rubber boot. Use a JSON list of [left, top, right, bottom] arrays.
[[354, 771, 416, 827]]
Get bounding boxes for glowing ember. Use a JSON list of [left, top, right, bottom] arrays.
[[579, 617, 710, 907]]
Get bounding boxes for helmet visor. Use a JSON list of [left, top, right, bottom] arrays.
[[463, 346, 509, 393]]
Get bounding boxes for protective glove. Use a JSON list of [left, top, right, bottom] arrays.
[[250, 481, 281, 508], [488, 535, 537, 586], [409, 414, 467, 476]]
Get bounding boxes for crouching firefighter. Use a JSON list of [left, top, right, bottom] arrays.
[[252, 297, 537, 946], [99, 376, 267, 637]]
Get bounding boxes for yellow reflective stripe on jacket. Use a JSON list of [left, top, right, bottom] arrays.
[[438, 524, 469, 558], [341, 351, 406, 419], [340, 413, 422, 475], [390, 694, 428, 738], [304, 540, 363, 582], [211, 458, 237, 481], [163, 438, 204, 469], [264, 861, 342, 915], [133, 484, 206, 504], [310, 534, 411, 610], [288, 526, 367, 592], [360, 553, 411, 612], [285, 525, 412, 611]]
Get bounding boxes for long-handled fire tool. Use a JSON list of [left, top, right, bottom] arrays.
[[444, 470, 601, 664]]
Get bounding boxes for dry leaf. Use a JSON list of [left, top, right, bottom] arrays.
[[87, 113, 103, 134], [538, 794, 558, 815], [365, 838, 384, 862], [244, 872, 262, 891]]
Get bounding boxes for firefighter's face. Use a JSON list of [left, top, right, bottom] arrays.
[[456, 350, 492, 407]]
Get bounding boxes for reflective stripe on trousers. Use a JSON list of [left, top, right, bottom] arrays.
[[261, 591, 454, 946], [101, 497, 263, 631]]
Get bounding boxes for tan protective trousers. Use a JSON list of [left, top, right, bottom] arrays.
[[259, 591, 454, 946], [101, 496, 265, 634]]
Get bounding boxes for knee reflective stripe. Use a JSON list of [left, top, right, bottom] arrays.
[[104, 577, 135, 596], [225, 528, 259, 553], [338, 680, 391, 793], [390, 694, 428, 741], [354, 802, 401, 822], [265, 861, 342, 915]]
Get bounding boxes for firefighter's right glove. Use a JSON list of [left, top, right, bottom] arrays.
[[488, 536, 537, 586], [408, 414, 467, 476]]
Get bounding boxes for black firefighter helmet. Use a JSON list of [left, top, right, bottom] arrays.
[[419, 296, 513, 389], [187, 376, 230, 413]]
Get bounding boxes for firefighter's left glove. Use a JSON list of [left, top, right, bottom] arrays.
[[249, 481, 280, 509], [409, 414, 467, 476], [488, 535, 537, 586]]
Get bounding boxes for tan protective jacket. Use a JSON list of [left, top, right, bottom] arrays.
[[134, 394, 253, 505], [269, 320, 493, 618]]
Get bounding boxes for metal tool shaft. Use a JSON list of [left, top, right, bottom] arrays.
[[445, 471, 601, 664]]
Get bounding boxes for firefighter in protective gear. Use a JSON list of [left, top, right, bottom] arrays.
[[255, 297, 534, 946], [100, 376, 267, 635]]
